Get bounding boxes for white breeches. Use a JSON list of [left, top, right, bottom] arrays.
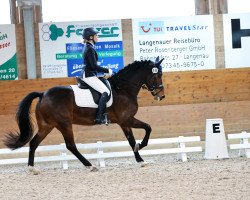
[[81, 73, 110, 95]]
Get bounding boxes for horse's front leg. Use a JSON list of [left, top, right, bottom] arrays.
[[120, 126, 144, 163], [131, 117, 152, 151], [122, 117, 152, 151]]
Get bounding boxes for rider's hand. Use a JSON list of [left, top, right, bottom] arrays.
[[105, 69, 113, 77], [108, 69, 113, 76], [104, 69, 113, 78]]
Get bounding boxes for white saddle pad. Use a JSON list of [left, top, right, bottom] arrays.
[[70, 85, 113, 108]]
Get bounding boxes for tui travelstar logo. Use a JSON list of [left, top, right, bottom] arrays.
[[41, 24, 120, 41], [231, 18, 250, 48], [138, 21, 165, 35]]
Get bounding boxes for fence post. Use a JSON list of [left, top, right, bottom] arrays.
[[60, 143, 68, 170], [97, 141, 105, 167], [239, 132, 250, 158], [177, 136, 187, 162]]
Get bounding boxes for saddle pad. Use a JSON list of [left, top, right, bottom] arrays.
[[70, 85, 113, 108]]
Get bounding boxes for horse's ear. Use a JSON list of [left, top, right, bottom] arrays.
[[156, 58, 164, 67], [155, 56, 160, 63]]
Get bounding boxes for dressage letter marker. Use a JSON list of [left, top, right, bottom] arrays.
[[231, 18, 250, 49], [212, 123, 220, 133], [204, 118, 229, 159]]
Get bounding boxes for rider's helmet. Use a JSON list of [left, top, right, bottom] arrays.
[[82, 27, 99, 40]]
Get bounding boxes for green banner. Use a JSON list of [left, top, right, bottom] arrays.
[[0, 24, 18, 80], [0, 54, 18, 80]]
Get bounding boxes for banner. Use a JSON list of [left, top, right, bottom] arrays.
[[39, 20, 123, 78], [132, 15, 216, 72], [0, 24, 18, 80], [223, 13, 250, 68]]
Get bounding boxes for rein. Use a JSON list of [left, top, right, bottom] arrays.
[[112, 74, 164, 95], [112, 76, 142, 90]]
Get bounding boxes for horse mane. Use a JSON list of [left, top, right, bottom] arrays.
[[116, 60, 151, 75], [108, 60, 152, 87]]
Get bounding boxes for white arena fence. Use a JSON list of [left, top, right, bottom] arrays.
[[0, 136, 202, 169], [1, 132, 249, 169], [228, 131, 250, 158]]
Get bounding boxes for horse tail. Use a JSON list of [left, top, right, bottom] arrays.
[[4, 92, 43, 150]]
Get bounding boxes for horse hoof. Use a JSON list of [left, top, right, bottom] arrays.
[[87, 166, 99, 172], [134, 143, 140, 152], [28, 166, 40, 175], [139, 161, 148, 167]]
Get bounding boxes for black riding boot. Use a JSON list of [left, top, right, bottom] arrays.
[[95, 92, 109, 125]]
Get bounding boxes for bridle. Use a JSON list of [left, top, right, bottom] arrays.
[[142, 73, 164, 96], [113, 71, 164, 97]]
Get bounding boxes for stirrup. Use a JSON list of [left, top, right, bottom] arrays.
[[95, 113, 110, 126]]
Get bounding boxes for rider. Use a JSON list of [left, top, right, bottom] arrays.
[[81, 27, 113, 124]]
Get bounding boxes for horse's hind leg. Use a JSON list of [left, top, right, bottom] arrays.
[[57, 123, 98, 171], [28, 125, 53, 174], [120, 126, 144, 163]]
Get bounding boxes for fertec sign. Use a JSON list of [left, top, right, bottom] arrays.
[[39, 20, 123, 78], [132, 15, 216, 72]]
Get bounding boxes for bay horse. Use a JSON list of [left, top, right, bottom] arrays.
[[4, 57, 165, 172]]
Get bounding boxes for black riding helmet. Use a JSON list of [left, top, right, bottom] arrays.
[[82, 27, 99, 40]]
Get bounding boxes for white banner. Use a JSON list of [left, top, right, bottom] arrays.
[[39, 20, 123, 78], [132, 15, 216, 72], [223, 13, 250, 68]]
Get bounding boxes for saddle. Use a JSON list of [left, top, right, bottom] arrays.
[[70, 77, 113, 108]]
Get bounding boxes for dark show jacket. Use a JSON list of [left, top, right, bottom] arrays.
[[81, 42, 109, 77]]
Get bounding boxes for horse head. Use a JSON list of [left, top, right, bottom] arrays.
[[142, 56, 165, 101]]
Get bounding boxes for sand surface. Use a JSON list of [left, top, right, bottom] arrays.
[[0, 152, 249, 200]]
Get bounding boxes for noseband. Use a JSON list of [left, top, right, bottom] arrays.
[[142, 83, 164, 96]]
